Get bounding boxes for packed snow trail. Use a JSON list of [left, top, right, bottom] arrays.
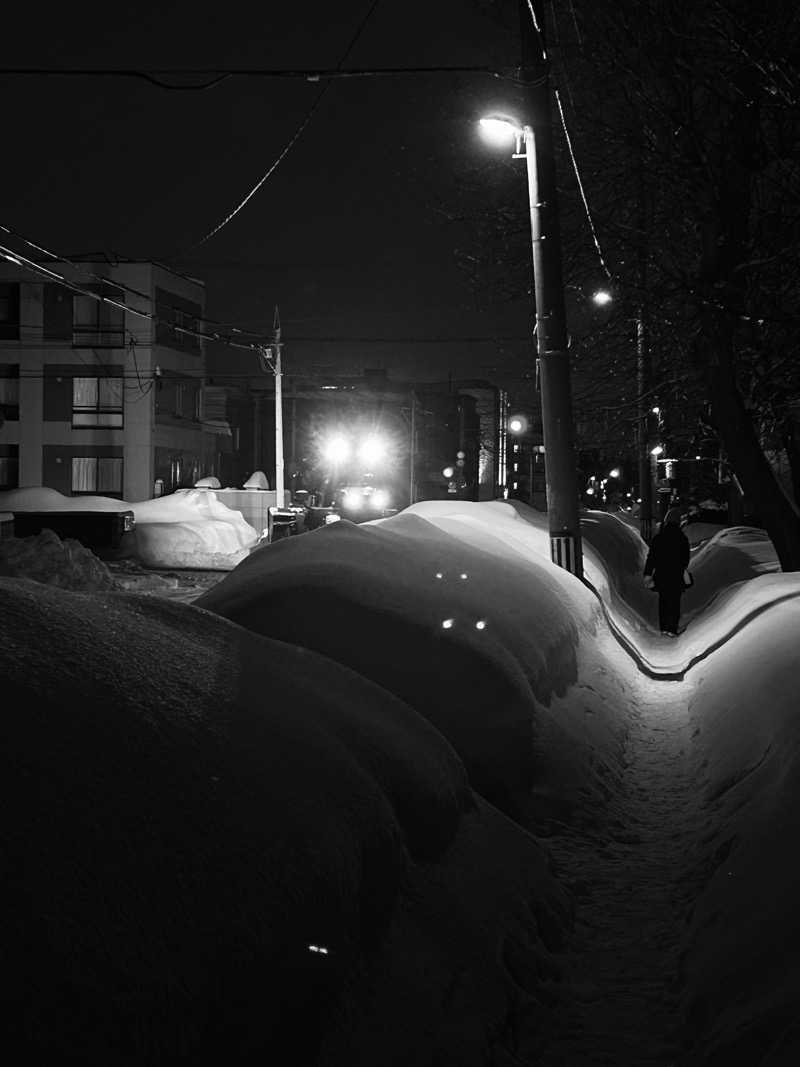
[[538, 627, 701, 1066]]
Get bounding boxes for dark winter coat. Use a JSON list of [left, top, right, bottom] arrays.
[[643, 523, 691, 592]]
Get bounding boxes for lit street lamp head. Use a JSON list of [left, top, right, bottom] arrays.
[[478, 115, 523, 147], [592, 289, 613, 306]]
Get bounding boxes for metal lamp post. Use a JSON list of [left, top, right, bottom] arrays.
[[480, 116, 584, 579]]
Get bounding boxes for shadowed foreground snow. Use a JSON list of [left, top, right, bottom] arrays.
[[3, 499, 799, 1064]]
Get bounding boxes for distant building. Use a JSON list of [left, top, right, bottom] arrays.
[[0, 258, 231, 501]]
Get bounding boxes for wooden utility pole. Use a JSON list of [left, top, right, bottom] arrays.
[[518, 0, 583, 578]]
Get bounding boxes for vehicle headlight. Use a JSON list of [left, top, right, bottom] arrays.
[[343, 493, 362, 510], [371, 490, 388, 509]]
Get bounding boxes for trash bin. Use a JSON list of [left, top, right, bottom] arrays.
[[267, 506, 297, 542]]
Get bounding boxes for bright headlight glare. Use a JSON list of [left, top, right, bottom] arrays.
[[372, 490, 388, 509], [358, 435, 387, 466], [322, 434, 351, 464]]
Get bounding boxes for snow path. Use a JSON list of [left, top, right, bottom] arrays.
[[540, 628, 702, 1065]]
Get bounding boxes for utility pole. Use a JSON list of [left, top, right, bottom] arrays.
[[258, 305, 284, 507], [273, 306, 284, 506], [518, 0, 583, 578]]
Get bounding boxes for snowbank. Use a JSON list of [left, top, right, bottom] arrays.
[[0, 528, 117, 590], [198, 507, 630, 832], [0, 577, 568, 1065], [0, 487, 258, 570], [679, 597, 800, 1063], [0, 486, 132, 512], [4, 492, 799, 1063]]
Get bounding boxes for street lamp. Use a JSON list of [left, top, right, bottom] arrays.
[[479, 113, 583, 579]]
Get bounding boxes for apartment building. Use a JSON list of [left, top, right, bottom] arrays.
[[0, 257, 228, 501]]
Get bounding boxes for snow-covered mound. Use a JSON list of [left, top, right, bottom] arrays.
[[0, 528, 117, 590], [0, 576, 569, 1066], [0, 486, 132, 512], [679, 596, 800, 1063], [197, 510, 628, 825], [0, 487, 258, 570], [6, 493, 798, 1064]]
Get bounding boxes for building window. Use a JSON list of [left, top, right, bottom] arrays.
[[43, 285, 73, 340], [155, 373, 201, 422], [71, 456, 123, 496], [73, 284, 125, 347], [175, 381, 186, 418], [0, 445, 19, 488], [0, 364, 20, 422], [0, 283, 20, 340], [72, 376, 124, 427], [155, 287, 202, 353]]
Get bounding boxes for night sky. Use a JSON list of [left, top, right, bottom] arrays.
[[3, 1, 542, 399]]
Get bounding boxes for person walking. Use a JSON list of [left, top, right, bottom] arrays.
[[643, 507, 691, 636]]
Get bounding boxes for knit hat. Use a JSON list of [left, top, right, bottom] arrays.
[[664, 507, 682, 525]]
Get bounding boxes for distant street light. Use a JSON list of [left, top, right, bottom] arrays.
[[609, 467, 621, 479], [650, 444, 664, 456], [479, 111, 583, 579], [592, 289, 613, 306]]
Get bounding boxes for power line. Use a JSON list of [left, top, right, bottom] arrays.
[[0, 64, 507, 89], [1, 330, 534, 347], [172, 0, 385, 254], [554, 87, 613, 281], [0, 244, 272, 357], [0, 223, 282, 340]]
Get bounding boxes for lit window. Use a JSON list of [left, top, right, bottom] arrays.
[[71, 456, 123, 496], [73, 376, 124, 427]]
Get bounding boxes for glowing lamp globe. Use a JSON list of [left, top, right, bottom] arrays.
[[479, 116, 520, 147]]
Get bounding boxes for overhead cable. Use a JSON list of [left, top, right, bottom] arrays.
[[173, 0, 385, 253], [0, 244, 271, 356], [0, 64, 505, 88]]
